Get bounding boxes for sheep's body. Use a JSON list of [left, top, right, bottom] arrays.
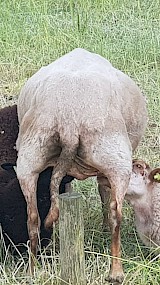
[[17, 48, 146, 154], [0, 105, 74, 253], [126, 160, 160, 247], [16, 48, 147, 282]]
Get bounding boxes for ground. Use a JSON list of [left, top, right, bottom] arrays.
[[0, 0, 160, 284]]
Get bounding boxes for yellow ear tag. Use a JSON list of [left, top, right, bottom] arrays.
[[154, 173, 160, 181]]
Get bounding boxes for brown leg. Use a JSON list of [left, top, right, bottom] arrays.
[[97, 176, 111, 230], [45, 167, 67, 229], [16, 140, 47, 275], [16, 129, 63, 274], [45, 144, 77, 229], [18, 174, 39, 275], [76, 131, 132, 283], [107, 178, 130, 283]]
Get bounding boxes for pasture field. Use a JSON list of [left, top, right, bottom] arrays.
[[0, 0, 160, 284]]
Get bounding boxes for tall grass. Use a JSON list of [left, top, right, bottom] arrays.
[[0, 0, 160, 284]]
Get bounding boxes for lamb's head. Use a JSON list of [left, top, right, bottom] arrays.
[[126, 159, 160, 201], [126, 160, 160, 247]]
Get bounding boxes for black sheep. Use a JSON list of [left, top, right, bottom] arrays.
[[0, 105, 74, 253]]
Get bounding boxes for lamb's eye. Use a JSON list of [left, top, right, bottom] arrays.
[[137, 164, 142, 169]]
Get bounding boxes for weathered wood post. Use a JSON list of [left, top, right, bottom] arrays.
[[59, 192, 86, 285]]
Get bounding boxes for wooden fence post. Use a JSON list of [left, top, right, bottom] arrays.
[[59, 192, 86, 285]]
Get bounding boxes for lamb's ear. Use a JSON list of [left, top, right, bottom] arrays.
[[1, 162, 17, 173], [148, 168, 160, 183]]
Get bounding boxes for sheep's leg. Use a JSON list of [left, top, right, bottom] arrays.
[[45, 150, 76, 229], [83, 133, 132, 283], [97, 180, 111, 230], [16, 139, 49, 274], [100, 174, 130, 283], [107, 177, 130, 283], [18, 173, 39, 275], [45, 166, 67, 229], [98, 174, 131, 283]]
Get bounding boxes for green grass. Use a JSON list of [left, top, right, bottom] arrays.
[[0, 0, 160, 284]]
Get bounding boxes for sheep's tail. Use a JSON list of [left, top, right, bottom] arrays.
[[60, 143, 79, 167], [59, 128, 79, 162]]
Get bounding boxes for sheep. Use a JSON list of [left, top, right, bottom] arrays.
[[126, 159, 160, 247], [16, 48, 147, 282], [0, 105, 74, 253]]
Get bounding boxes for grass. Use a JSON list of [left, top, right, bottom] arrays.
[[0, 0, 160, 284]]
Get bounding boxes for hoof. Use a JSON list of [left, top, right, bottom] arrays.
[[27, 263, 34, 276], [45, 216, 55, 230], [106, 271, 124, 284], [45, 207, 59, 229]]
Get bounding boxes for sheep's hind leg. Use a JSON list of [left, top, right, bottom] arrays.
[[85, 134, 132, 283], [17, 172, 39, 275], [45, 149, 76, 229], [16, 143, 49, 274], [99, 171, 131, 283], [97, 176, 111, 230], [107, 176, 130, 283]]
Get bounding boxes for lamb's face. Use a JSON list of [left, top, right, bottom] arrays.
[[126, 160, 160, 199], [126, 160, 151, 198]]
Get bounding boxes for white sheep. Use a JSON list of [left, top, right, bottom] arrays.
[[16, 48, 147, 282], [126, 159, 160, 248]]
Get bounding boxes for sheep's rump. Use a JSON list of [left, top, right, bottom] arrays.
[[17, 48, 147, 161]]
